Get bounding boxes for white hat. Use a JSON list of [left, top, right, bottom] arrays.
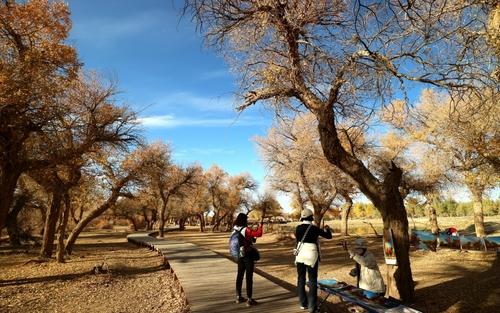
[[354, 238, 367, 249], [300, 208, 313, 219]]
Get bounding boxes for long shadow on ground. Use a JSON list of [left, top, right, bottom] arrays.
[[0, 263, 167, 287], [413, 254, 499, 313]]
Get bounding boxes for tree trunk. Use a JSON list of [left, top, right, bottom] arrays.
[[341, 196, 353, 237], [6, 217, 21, 247], [313, 207, 329, 227], [294, 184, 307, 212], [142, 208, 154, 230], [128, 217, 138, 231], [427, 203, 440, 235], [381, 198, 413, 301], [65, 184, 124, 255], [39, 204, 47, 236], [71, 204, 84, 225], [299, 162, 329, 227], [471, 191, 486, 237], [212, 212, 227, 232], [158, 190, 170, 237], [198, 213, 205, 232], [158, 203, 166, 237], [6, 194, 28, 247], [40, 190, 63, 258], [0, 168, 22, 230], [314, 211, 322, 226], [316, 108, 414, 302], [179, 217, 186, 231], [56, 193, 71, 263], [211, 209, 219, 226]]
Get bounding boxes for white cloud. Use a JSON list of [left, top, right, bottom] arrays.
[[172, 148, 236, 161], [137, 114, 265, 128], [154, 92, 235, 112], [137, 114, 177, 127]]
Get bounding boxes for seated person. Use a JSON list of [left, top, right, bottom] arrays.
[[348, 238, 386, 298]]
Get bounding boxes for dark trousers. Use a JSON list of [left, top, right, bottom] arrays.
[[236, 256, 255, 298], [297, 261, 318, 313]]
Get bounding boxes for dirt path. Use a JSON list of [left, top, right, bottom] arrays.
[[0, 231, 190, 313]]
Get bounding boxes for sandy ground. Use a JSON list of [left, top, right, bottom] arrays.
[[0, 216, 497, 313], [0, 231, 190, 313], [165, 224, 499, 313]]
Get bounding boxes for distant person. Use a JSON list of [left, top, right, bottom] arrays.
[[446, 227, 458, 236], [348, 238, 385, 298], [294, 209, 332, 312], [232, 213, 263, 306]]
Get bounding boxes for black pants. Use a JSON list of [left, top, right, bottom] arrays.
[[297, 261, 318, 313], [236, 256, 255, 298]]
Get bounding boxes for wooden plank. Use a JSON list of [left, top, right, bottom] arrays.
[[128, 234, 301, 313]]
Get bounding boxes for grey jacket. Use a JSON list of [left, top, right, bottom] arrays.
[[351, 250, 385, 293]]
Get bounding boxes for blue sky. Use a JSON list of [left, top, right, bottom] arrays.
[[67, 0, 275, 191], [66, 0, 497, 205]]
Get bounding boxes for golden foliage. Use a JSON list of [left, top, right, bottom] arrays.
[[403, 88, 499, 195], [255, 112, 357, 218], [0, 0, 79, 108], [487, 3, 500, 78], [380, 100, 408, 129]]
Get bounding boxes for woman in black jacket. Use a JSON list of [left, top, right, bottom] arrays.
[[294, 209, 332, 312], [233, 213, 263, 306]]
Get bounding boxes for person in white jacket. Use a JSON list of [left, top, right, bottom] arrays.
[[294, 209, 332, 312], [348, 238, 385, 297]]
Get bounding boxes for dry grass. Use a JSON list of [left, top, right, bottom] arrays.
[[166, 216, 500, 313], [1, 216, 496, 313], [0, 230, 190, 313], [324, 216, 500, 237]]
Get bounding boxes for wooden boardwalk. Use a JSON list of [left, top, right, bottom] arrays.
[[128, 233, 303, 313]]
